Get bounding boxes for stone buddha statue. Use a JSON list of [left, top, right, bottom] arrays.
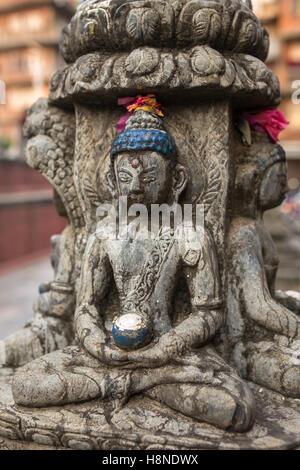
[[12, 104, 255, 433], [227, 130, 300, 397]]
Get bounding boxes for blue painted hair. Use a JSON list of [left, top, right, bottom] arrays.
[[110, 128, 176, 159]]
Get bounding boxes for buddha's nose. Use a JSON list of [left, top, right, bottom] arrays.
[[130, 176, 142, 193]]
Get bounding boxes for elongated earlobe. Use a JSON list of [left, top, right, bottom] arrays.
[[105, 168, 117, 199], [172, 164, 188, 203]]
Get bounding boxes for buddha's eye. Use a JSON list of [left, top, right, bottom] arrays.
[[143, 176, 155, 184], [119, 173, 131, 183]]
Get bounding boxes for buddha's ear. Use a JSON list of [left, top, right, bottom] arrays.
[[172, 163, 188, 202], [105, 167, 117, 199]]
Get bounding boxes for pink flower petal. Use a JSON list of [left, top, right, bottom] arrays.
[[118, 97, 136, 106], [242, 109, 289, 142], [117, 112, 131, 133]]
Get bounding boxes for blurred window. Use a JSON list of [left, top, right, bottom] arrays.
[[286, 43, 300, 88], [10, 55, 28, 73], [2, 9, 49, 37], [14, 12, 44, 33]]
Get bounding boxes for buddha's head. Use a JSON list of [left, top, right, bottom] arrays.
[[235, 131, 288, 218], [106, 109, 188, 211]]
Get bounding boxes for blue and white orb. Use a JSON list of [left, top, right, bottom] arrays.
[[112, 313, 152, 351]]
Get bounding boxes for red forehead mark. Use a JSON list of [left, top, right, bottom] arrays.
[[131, 159, 140, 168]]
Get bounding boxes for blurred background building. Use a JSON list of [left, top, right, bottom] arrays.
[[253, 0, 300, 174], [0, 0, 72, 154]]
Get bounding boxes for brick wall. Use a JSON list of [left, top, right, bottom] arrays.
[[0, 202, 66, 264], [0, 160, 66, 265], [0, 160, 51, 193]]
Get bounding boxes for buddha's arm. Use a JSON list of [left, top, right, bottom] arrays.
[[161, 308, 223, 353], [230, 224, 300, 340], [161, 238, 224, 354], [74, 236, 128, 364]]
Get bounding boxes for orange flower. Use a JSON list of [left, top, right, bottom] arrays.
[[127, 94, 164, 118]]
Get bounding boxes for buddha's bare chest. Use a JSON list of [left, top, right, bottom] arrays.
[[106, 237, 179, 304]]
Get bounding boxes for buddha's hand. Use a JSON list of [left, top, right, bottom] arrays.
[[82, 334, 130, 366], [126, 343, 167, 368], [126, 330, 186, 368], [101, 345, 130, 366]]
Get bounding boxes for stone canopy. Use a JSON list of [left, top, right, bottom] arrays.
[[49, 0, 280, 108]]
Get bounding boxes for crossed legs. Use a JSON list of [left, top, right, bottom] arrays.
[[12, 345, 255, 432]]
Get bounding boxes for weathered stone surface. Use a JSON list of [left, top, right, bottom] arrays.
[[0, 369, 299, 450], [48, 49, 280, 109], [0, 436, 67, 451], [59, 0, 268, 63]]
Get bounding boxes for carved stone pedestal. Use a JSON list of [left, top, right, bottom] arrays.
[[0, 369, 299, 451]]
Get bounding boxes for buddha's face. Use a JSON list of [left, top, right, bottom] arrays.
[[259, 161, 288, 211], [114, 151, 173, 209]]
